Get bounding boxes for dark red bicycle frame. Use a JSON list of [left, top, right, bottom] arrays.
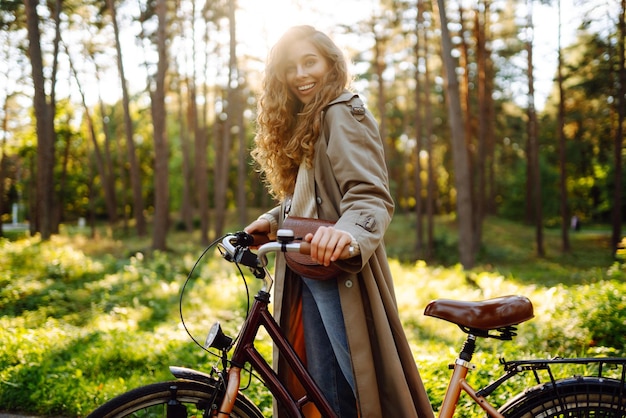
[[227, 289, 338, 418]]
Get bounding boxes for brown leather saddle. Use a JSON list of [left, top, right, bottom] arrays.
[[424, 295, 534, 339]]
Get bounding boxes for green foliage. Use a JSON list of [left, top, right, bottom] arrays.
[[0, 217, 624, 417], [0, 234, 238, 416], [539, 281, 626, 353]]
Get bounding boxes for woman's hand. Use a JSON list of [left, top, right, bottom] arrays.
[[244, 218, 273, 247], [305, 226, 353, 266]]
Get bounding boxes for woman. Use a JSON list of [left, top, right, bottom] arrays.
[[245, 25, 433, 418]]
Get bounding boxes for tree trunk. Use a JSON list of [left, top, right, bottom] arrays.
[[69, 48, 118, 226], [457, 5, 476, 248], [457, 4, 474, 174], [373, 28, 390, 177], [557, 0, 570, 252], [485, 6, 496, 216], [195, 4, 211, 246], [611, 0, 625, 254], [151, 0, 170, 251], [24, 0, 55, 240], [236, 88, 247, 227], [106, 0, 147, 237], [179, 79, 193, 232], [57, 117, 71, 225], [192, 87, 209, 245], [99, 94, 126, 232], [95, 67, 119, 227], [213, 0, 238, 238], [435, 0, 475, 269], [423, 6, 436, 261], [214, 118, 229, 239], [202, 22, 213, 235], [526, 0, 544, 257], [473, 3, 487, 256], [49, 0, 62, 234], [414, 0, 425, 259], [0, 98, 7, 237]]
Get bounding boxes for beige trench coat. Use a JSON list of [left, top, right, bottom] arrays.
[[268, 91, 434, 418]]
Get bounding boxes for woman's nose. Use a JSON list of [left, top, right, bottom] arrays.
[[296, 65, 306, 77]]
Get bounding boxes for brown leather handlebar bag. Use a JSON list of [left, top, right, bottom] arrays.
[[282, 216, 342, 280]]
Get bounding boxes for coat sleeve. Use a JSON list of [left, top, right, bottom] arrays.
[[322, 101, 394, 265]]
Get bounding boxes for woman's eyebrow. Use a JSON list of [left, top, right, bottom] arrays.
[[287, 53, 318, 63]]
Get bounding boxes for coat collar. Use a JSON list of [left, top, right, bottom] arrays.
[[326, 90, 357, 107]]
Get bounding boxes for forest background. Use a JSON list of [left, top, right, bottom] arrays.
[[0, 0, 625, 268], [1, 0, 626, 416]]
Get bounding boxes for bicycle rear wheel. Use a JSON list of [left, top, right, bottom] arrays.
[[499, 376, 626, 418], [86, 379, 263, 418]]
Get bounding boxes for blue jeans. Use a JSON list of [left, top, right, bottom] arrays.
[[301, 277, 358, 417]]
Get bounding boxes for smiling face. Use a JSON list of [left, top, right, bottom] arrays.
[[284, 39, 330, 105]]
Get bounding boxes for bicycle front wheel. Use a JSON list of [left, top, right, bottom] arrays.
[[499, 376, 626, 418], [87, 379, 264, 418]]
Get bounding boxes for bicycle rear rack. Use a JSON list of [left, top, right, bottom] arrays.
[[477, 357, 626, 398]]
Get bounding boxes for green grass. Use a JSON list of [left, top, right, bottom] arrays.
[[1, 215, 625, 417]]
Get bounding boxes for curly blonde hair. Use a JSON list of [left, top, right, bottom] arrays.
[[252, 26, 349, 200]]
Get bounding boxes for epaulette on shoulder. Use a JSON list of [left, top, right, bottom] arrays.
[[346, 95, 365, 121]]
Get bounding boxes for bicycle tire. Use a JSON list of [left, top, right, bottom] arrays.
[[499, 376, 626, 418], [86, 379, 264, 418]]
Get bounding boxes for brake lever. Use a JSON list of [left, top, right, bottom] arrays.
[[226, 232, 266, 279], [235, 248, 265, 278]]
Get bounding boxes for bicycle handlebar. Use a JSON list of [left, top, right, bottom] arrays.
[[256, 241, 311, 262], [220, 231, 310, 270]]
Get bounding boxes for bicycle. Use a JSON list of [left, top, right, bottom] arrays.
[[87, 229, 626, 418]]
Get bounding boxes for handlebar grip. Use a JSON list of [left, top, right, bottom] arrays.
[[299, 242, 311, 255], [251, 234, 271, 246]]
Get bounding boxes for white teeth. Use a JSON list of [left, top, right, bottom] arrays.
[[298, 83, 315, 91]]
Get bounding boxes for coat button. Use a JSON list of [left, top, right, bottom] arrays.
[[345, 280, 353, 288], [316, 196, 322, 205]]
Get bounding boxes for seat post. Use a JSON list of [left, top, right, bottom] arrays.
[[439, 334, 478, 418], [459, 334, 477, 362]]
